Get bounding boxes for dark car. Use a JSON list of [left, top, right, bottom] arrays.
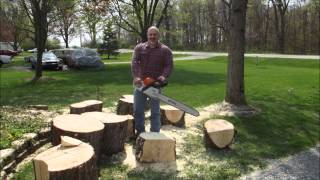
[[0, 49, 19, 57], [30, 52, 63, 70]]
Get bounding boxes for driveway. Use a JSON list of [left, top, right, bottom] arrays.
[[119, 49, 319, 61]]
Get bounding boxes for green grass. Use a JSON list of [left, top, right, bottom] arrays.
[[0, 107, 48, 149], [2, 54, 319, 179], [13, 162, 35, 180]]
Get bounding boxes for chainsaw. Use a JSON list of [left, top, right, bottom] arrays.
[[136, 77, 200, 117]]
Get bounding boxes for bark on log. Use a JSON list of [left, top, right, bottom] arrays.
[[160, 105, 185, 127], [135, 132, 176, 162], [203, 119, 235, 149], [116, 95, 134, 115], [51, 114, 104, 156], [82, 112, 129, 155], [33, 137, 98, 180], [70, 100, 103, 114]]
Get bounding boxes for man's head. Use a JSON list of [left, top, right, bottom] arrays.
[[147, 26, 160, 47]]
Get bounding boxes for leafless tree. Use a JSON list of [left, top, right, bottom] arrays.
[[110, 0, 170, 42]]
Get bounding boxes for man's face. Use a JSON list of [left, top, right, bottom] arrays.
[[147, 29, 159, 45]]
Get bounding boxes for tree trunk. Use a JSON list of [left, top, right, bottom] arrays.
[[65, 34, 69, 48], [279, 12, 286, 53], [141, 30, 148, 42], [81, 112, 129, 155], [116, 95, 134, 115], [51, 114, 104, 157], [225, 0, 248, 105], [69, 100, 103, 114], [135, 132, 176, 162]]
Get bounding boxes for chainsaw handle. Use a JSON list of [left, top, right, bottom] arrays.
[[153, 80, 168, 88], [141, 78, 168, 91]]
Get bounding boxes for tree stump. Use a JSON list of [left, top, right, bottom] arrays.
[[160, 105, 185, 127], [33, 136, 98, 180], [203, 119, 235, 149], [51, 114, 104, 156], [81, 112, 129, 155], [70, 100, 103, 114], [116, 95, 134, 115], [135, 132, 176, 162]]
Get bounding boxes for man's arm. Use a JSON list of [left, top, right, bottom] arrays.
[[160, 48, 173, 80], [131, 45, 143, 86]]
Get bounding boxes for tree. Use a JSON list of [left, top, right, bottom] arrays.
[[21, 0, 55, 82], [79, 0, 108, 47], [0, 1, 29, 51], [53, 0, 77, 48], [110, 0, 170, 42], [271, 0, 290, 53], [224, 0, 249, 105], [98, 21, 119, 59]]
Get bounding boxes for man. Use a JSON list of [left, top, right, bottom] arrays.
[[131, 26, 173, 136]]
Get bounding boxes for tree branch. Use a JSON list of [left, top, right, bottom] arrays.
[[156, 0, 170, 27]]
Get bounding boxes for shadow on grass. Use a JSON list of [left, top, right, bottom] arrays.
[[181, 92, 319, 179]]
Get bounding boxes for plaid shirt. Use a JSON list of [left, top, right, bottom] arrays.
[[131, 42, 173, 80]]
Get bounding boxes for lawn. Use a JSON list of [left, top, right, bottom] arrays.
[[1, 54, 319, 179]]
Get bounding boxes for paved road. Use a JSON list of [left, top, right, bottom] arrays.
[[119, 49, 319, 60], [242, 146, 320, 180], [104, 49, 318, 65]]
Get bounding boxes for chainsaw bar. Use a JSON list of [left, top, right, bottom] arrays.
[[140, 86, 200, 117]]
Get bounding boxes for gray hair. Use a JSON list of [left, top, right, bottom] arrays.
[[147, 26, 160, 35]]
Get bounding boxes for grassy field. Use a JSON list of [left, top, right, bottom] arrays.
[[1, 53, 319, 179]]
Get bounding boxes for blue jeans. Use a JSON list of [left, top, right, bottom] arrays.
[[133, 88, 161, 134]]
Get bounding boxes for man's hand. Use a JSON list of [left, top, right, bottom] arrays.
[[134, 77, 143, 87], [157, 76, 166, 82]]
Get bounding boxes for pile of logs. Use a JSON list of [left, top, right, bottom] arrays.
[[33, 99, 134, 179]]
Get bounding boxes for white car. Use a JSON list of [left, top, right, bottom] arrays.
[[27, 48, 37, 53], [0, 55, 13, 66]]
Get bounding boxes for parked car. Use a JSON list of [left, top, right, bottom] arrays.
[[0, 49, 18, 57], [0, 55, 13, 67], [51, 48, 75, 65], [52, 48, 104, 69], [0, 42, 21, 55], [27, 48, 37, 53], [30, 52, 63, 70], [68, 48, 104, 69]]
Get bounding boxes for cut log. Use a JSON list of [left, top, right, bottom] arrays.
[[160, 105, 185, 127], [135, 132, 176, 162], [51, 114, 104, 156], [33, 137, 98, 180], [70, 100, 103, 114], [61, 136, 82, 147], [81, 112, 129, 155], [116, 95, 134, 115], [125, 115, 135, 140], [203, 119, 235, 149]]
